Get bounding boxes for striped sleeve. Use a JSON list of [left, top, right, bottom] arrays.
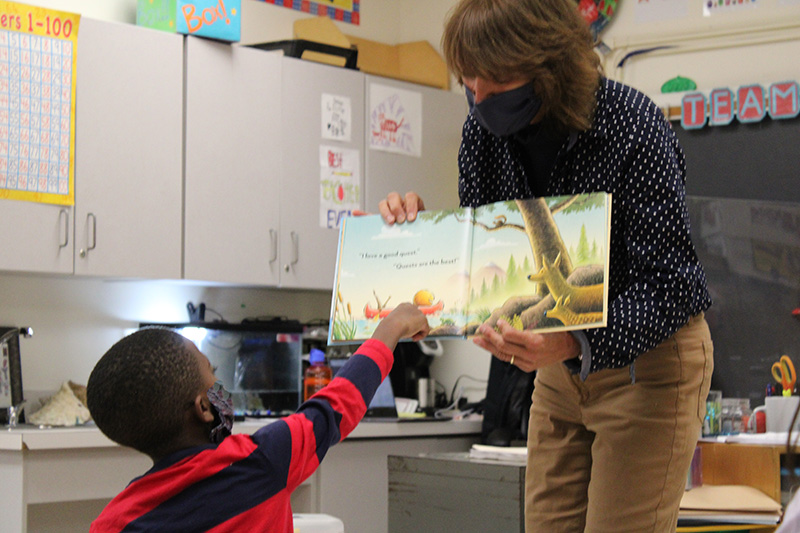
[[253, 338, 393, 491]]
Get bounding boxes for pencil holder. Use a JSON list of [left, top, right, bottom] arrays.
[[765, 396, 800, 433]]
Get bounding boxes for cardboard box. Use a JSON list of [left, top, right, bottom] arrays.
[[346, 35, 449, 90], [293, 17, 449, 90], [293, 16, 352, 68], [137, 0, 241, 42]]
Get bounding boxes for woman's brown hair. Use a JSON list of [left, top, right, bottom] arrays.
[[442, 0, 601, 133]]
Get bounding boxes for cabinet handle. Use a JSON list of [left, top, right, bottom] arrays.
[[79, 213, 97, 258], [88, 212, 97, 251], [290, 231, 299, 266], [58, 209, 69, 248], [269, 229, 278, 264], [284, 231, 299, 273]]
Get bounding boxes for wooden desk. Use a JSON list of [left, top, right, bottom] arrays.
[[678, 526, 775, 532], [389, 446, 789, 533], [692, 440, 800, 533], [696, 441, 792, 504]]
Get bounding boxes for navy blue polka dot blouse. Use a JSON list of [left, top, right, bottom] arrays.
[[458, 78, 712, 374]]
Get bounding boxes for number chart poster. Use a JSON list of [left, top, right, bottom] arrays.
[[258, 0, 359, 25], [0, 2, 79, 206]]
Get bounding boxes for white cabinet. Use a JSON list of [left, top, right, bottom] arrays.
[[0, 19, 182, 278], [278, 57, 365, 290], [184, 39, 283, 286], [314, 431, 480, 533], [184, 51, 365, 289], [364, 75, 466, 212], [0, 201, 72, 274], [73, 19, 183, 279], [1, 32, 463, 285]]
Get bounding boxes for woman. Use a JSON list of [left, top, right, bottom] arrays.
[[375, 0, 714, 531]]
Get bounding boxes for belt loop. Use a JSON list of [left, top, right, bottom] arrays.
[[629, 361, 636, 384]]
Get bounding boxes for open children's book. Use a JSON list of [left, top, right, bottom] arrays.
[[328, 192, 611, 344]]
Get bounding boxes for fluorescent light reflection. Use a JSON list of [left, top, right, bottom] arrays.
[[179, 327, 208, 345]]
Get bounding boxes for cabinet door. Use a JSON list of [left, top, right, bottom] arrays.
[[184, 40, 282, 285], [73, 19, 183, 279], [279, 57, 364, 290], [0, 201, 72, 274], [364, 76, 466, 211]]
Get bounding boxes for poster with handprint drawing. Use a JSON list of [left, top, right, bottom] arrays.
[[329, 192, 611, 344], [368, 83, 422, 157]]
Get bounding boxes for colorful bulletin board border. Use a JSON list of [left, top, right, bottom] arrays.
[[0, 1, 79, 206], [259, 0, 359, 25]]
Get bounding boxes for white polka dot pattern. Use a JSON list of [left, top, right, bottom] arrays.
[[458, 78, 712, 373]]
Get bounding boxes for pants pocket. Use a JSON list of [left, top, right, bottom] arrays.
[[696, 339, 714, 421]]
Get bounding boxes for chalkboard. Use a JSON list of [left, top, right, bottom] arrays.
[[677, 116, 800, 408], [677, 117, 800, 203]]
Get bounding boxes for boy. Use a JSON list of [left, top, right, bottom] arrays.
[[87, 303, 429, 532]]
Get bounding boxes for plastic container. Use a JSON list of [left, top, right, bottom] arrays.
[[304, 349, 332, 401]]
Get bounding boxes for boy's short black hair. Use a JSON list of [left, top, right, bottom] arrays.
[[87, 328, 205, 457]]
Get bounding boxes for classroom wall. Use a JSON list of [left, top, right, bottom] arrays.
[[3, 0, 799, 404], [0, 0, 491, 405], [35, 0, 456, 51], [25, 0, 137, 24], [0, 274, 333, 396], [599, 0, 800, 105]]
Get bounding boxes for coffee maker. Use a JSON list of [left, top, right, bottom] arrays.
[[388, 339, 443, 410]]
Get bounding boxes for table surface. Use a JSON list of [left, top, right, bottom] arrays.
[[0, 416, 483, 450]]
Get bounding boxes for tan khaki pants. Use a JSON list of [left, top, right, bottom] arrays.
[[525, 315, 713, 533]]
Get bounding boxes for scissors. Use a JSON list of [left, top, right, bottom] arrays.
[[771, 355, 797, 397]]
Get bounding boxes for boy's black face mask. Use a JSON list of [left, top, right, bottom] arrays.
[[465, 82, 542, 137], [207, 381, 234, 444]]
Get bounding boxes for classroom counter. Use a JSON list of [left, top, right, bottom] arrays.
[[0, 417, 482, 533], [0, 416, 482, 450]]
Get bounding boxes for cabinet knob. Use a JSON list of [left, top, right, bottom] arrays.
[[79, 249, 86, 258], [284, 264, 290, 273]]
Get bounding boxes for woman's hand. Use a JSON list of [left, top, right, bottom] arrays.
[[353, 191, 426, 225], [473, 320, 581, 373], [353, 191, 425, 224]]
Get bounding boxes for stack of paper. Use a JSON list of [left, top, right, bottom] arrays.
[[710, 431, 800, 446], [469, 444, 527, 463], [679, 485, 783, 525]]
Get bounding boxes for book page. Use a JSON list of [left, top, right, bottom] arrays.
[[467, 193, 610, 335], [329, 211, 473, 344]]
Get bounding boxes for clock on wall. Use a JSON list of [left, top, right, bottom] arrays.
[[576, 0, 616, 40]]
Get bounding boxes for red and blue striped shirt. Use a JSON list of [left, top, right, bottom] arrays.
[[91, 338, 392, 533]]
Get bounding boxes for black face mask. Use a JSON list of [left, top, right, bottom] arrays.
[[207, 380, 234, 444], [465, 82, 542, 137]]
